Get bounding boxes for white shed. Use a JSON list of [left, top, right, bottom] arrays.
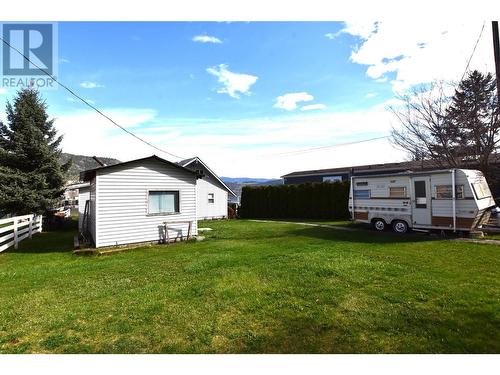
[[80, 155, 199, 248], [177, 157, 237, 220]]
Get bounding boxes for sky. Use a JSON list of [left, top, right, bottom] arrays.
[[0, 21, 496, 178]]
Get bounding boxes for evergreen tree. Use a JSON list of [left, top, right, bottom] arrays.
[[446, 70, 500, 175], [0, 88, 70, 215], [391, 71, 499, 173]]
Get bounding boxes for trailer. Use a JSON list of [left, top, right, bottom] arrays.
[[348, 169, 496, 233]]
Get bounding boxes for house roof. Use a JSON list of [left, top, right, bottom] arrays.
[[281, 159, 444, 178], [177, 156, 237, 197], [80, 155, 198, 182], [65, 182, 90, 190]]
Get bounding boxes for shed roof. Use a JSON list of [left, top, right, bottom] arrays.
[[177, 156, 237, 197], [80, 155, 198, 182]]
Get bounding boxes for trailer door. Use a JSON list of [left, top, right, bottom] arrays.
[[412, 176, 432, 226]]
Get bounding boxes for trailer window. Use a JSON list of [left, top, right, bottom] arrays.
[[435, 185, 464, 199], [389, 187, 406, 198], [353, 190, 370, 199], [471, 180, 492, 200]]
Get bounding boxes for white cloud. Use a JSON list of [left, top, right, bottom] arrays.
[[54, 105, 406, 179], [80, 81, 104, 89], [192, 35, 222, 44], [340, 20, 495, 93], [206, 64, 258, 99], [301, 104, 326, 111], [325, 32, 340, 40], [0, 88, 7, 95], [365, 93, 377, 98], [59, 58, 70, 63], [274, 92, 314, 111]]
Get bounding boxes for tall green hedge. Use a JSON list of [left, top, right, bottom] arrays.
[[239, 181, 350, 220]]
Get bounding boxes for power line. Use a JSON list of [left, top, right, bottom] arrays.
[[0, 36, 185, 160], [259, 135, 390, 157], [460, 21, 486, 82]]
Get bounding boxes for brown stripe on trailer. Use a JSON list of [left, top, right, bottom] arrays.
[[431, 216, 474, 228], [354, 211, 368, 220]]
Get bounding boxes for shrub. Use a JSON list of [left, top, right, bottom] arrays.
[[239, 181, 350, 220]]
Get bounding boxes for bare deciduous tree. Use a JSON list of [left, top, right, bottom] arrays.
[[390, 71, 500, 175]]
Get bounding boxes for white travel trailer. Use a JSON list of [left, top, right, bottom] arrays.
[[349, 169, 496, 233]]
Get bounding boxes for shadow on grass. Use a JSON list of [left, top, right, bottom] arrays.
[[285, 225, 439, 245], [9, 229, 75, 254]]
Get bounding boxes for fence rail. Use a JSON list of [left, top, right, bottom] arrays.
[[0, 214, 42, 252]]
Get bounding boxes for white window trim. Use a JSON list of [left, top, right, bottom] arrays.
[[434, 185, 464, 199], [389, 186, 407, 198], [208, 193, 215, 204], [146, 189, 181, 216]]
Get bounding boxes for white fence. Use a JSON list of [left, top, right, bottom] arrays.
[[0, 214, 42, 252]]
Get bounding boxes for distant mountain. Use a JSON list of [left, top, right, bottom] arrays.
[[221, 177, 282, 184], [61, 153, 121, 182], [221, 177, 283, 201]]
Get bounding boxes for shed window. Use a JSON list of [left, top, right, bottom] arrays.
[[353, 189, 370, 199], [435, 185, 464, 199], [389, 186, 406, 198], [356, 181, 368, 186], [148, 191, 179, 214], [208, 193, 215, 204]]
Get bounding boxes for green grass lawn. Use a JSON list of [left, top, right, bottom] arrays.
[[0, 219, 499, 353]]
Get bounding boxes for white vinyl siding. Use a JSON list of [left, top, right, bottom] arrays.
[[78, 186, 90, 231], [193, 166, 229, 220], [89, 177, 97, 245], [94, 159, 197, 248]]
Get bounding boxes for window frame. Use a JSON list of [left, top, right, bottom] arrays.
[[322, 175, 343, 183], [435, 185, 464, 199], [389, 186, 407, 198], [146, 190, 180, 216], [471, 181, 492, 200], [208, 192, 215, 204], [353, 189, 371, 199]]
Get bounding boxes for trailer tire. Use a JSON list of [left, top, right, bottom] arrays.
[[392, 220, 409, 234], [372, 219, 386, 231]]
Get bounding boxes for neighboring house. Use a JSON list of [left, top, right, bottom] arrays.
[[281, 160, 430, 185], [80, 155, 199, 248], [281, 157, 500, 199], [177, 156, 237, 220], [71, 182, 90, 231], [63, 182, 90, 207]]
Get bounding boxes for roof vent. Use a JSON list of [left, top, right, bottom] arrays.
[[92, 156, 107, 167]]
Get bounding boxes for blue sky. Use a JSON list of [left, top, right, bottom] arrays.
[[50, 22, 390, 116], [0, 21, 493, 177]]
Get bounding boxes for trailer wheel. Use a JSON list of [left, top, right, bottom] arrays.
[[372, 219, 386, 231], [392, 220, 409, 234]]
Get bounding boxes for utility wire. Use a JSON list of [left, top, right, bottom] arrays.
[[460, 21, 486, 82], [259, 135, 390, 157], [0, 36, 185, 160]]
